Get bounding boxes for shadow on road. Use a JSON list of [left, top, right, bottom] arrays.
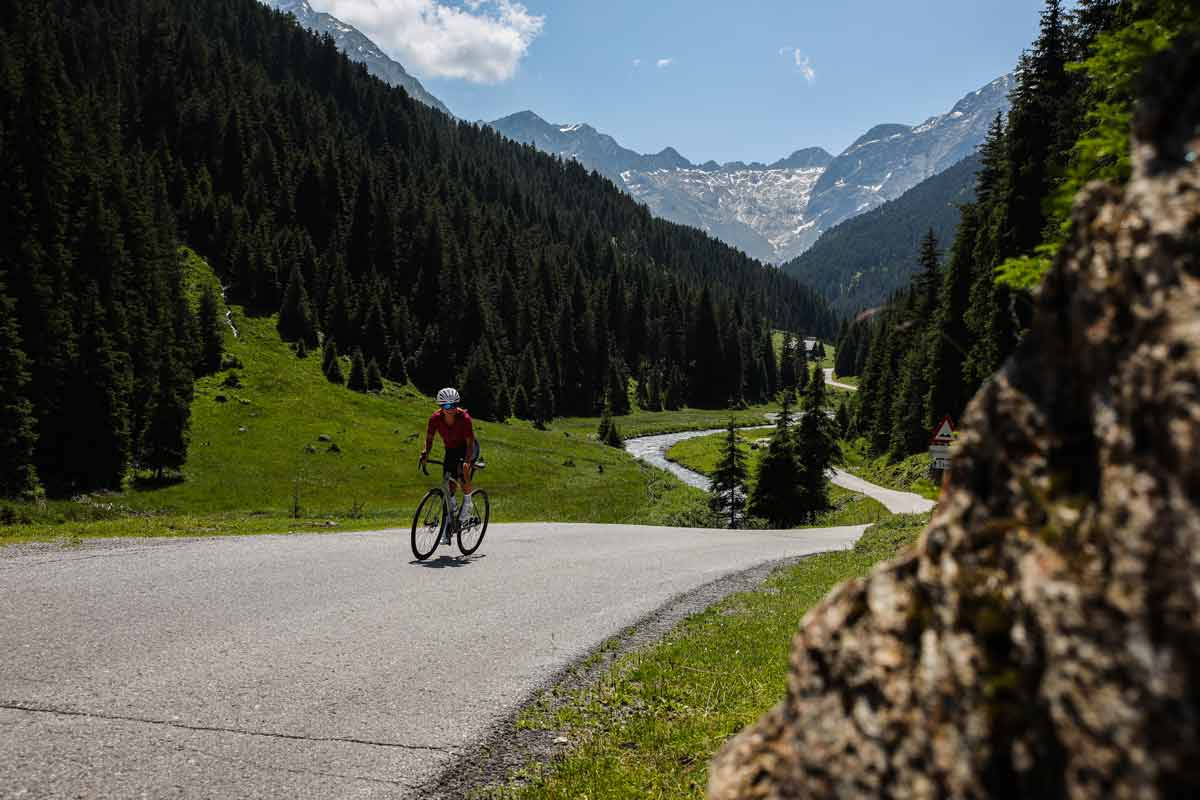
[[411, 554, 488, 568]]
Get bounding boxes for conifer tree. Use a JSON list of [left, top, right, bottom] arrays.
[[69, 292, 132, 491], [709, 420, 749, 529], [347, 348, 368, 392], [197, 284, 224, 375], [597, 400, 623, 448], [780, 335, 797, 390], [606, 354, 630, 416], [748, 391, 803, 527], [141, 339, 191, 480], [323, 339, 344, 384], [459, 347, 503, 421], [512, 385, 531, 420], [366, 358, 383, 392], [278, 264, 318, 346], [0, 287, 39, 497], [795, 361, 837, 520], [386, 345, 408, 384]]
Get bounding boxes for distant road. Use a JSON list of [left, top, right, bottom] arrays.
[[626, 427, 935, 515], [0, 523, 866, 798], [823, 368, 858, 391]]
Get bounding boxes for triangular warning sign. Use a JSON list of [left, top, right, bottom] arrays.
[[930, 415, 955, 445]]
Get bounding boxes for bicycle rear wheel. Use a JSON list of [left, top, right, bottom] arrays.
[[411, 489, 447, 560], [457, 489, 490, 555]]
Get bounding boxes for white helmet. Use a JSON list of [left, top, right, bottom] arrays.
[[436, 387, 461, 406]]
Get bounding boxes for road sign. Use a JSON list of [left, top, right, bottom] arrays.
[[929, 416, 955, 471], [930, 415, 955, 446]]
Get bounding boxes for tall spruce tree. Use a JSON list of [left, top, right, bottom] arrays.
[[278, 264, 318, 346], [709, 420, 749, 529], [795, 360, 837, 521], [197, 284, 224, 375], [748, 391, 803, 527], [0, 286, 39, 497], [347, 348, 368, 392]]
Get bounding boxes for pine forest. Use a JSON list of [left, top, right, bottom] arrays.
[[0, 0, 837, 497]]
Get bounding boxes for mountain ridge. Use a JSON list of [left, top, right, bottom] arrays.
[[489, 75, 1011, 264], [260, 0, 453, 116]]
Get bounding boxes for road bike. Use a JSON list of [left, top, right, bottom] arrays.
[[411, 448, 490, 561]]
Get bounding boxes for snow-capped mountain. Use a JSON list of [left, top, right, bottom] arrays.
[[799, 74, 1013, 256], [490, 75, 1011, 264], [261, 0, 453, 117]]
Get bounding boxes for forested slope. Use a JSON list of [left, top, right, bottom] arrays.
[[840, 0, 1198, 463], [782, 153, 979, 316], [0, 0, 834, 497]]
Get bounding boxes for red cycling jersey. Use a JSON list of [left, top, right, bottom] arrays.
[[426, 409, 474, 449]]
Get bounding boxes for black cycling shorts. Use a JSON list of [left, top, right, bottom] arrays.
[[443, 446, 466, 479]]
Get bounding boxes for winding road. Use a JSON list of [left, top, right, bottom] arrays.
[[0, 522, 867, 798], [624, 426, 936, 516]]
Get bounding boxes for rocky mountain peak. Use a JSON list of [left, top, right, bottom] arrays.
[[259, 0, 453, 117]]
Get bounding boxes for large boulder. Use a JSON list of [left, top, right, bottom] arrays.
[[710, 37, 1200, 799]]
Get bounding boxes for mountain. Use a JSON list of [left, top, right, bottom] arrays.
[[782, 153, 982, 316], [799, 75, 1012, 253], [489, 75, 1011, 264], [260, 0, 453, 116]]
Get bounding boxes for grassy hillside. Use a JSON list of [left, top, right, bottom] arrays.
[[1, 258, 733, 543]]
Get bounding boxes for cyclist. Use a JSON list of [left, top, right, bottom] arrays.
[[419, 387, 477, 543]]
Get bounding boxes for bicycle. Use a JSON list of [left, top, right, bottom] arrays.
[[411, 447, 490, 561]]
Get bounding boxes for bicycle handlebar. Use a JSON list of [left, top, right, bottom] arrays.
[[419, 458, 485, 476]]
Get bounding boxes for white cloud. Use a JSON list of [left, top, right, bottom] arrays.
[[317, 0, 544, 84], [656, 57, 674, 68], [632, 58, 642, 67], [779, 46, 816, 84]]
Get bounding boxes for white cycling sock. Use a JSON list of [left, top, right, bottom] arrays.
[[448, 496, 457, 518], [460, 495, 474, 519]]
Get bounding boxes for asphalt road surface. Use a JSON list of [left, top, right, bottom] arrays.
[[0, 522, 867, 798]]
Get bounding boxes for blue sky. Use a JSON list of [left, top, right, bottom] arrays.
[[314, 1, 1066, 163]]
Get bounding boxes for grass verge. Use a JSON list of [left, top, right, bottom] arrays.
[[840, 438, 941, 500], [480, 512, 930, 799]]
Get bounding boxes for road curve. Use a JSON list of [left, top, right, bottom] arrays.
[[626, 428, 935, 515], [823, 368, 858, 392], [0, 522, 865, 798]]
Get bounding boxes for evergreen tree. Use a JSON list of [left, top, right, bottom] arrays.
[[459, 347, 504, 422], [140, 339, 191, 479], [0, 287, 39, 497], [512, 384, 531, 420], [747, 391, 802, 527], [386, 345, 408, 384], [795, 361, 838, 520], [780, 334, 797, 389], [277, 264, 318, 346], [709, 420, 749, 529], [69, 292, 132, 491], [606, 353, 630, 416], [597, 401, 623, 448], [835, 396, 851, 439], [366, 358, 383, 392], [323, 339, 344, 384], [196, 285, 225, 376], [347, 348, 367, 392]]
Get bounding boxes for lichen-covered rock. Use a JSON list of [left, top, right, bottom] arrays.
[[710, 37, 1200, 800]]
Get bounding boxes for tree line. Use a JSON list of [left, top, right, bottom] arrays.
[[835, 0, 1195, 463], [0, 0, 838, 497]]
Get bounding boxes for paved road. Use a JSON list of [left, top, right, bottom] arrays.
[[0, 522, 866, 799], [626, 427, 935, 515], [823, 368, 858, 392]]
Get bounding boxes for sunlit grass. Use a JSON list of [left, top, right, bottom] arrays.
[[485, 513, 929, 799]]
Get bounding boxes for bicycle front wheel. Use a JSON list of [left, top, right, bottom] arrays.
[[411, 489, 447, 560], [457, 489, 490, 555]]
